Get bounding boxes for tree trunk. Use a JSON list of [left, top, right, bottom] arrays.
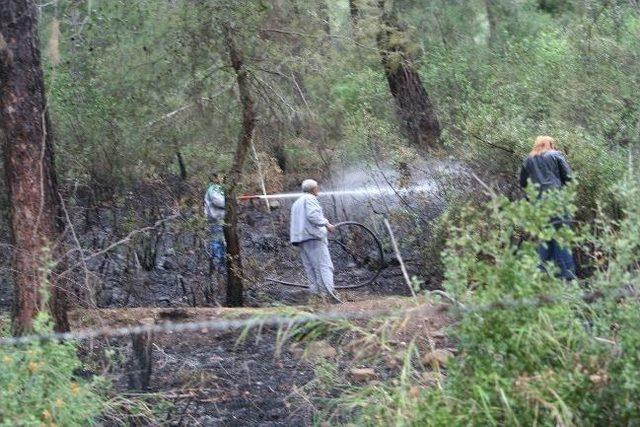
[[0, 0, 69, 334], [376, 1, 441, 149], [222, 22, 257, 307], [485, 0, 499, 48], [318, 1, 331, 35], [349, 0, 361, 23], [176, 150, 187, 180]]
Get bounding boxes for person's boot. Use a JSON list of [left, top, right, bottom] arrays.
[[329, 291, 343, 304]]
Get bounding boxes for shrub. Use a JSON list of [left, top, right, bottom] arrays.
[[336, 175, 640, 426], [0, 314, 107, 426], [415, 179, 640, 426]]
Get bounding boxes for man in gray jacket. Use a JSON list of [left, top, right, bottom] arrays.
[[290, 179, 336, 297]]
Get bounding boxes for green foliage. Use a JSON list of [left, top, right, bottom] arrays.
[[339, 177, 640, 425], [429, 179, 640, 426], [43, 0, 265, 193], [418, 187, 592, 425], [418, 1, 633, 218], [38, 0, 637, 211], [0, 314, 107, 426], [443, 183, 580, 300]]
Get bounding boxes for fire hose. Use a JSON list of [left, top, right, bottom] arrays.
[[266, 221, 385, 303]]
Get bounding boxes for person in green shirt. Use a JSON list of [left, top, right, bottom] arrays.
[[204, 173, 226, 271]]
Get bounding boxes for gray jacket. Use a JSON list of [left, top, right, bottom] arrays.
[[520, 150, 572, 193], [290, 193, 329, 244], [204, 184, 225, 221]]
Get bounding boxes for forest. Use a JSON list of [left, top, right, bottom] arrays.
[[1, 0, 639, 425]]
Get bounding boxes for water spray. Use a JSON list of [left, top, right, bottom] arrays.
[[238, 182, 436, 201]]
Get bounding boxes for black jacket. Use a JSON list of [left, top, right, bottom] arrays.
[[519, 150, 572, 192]]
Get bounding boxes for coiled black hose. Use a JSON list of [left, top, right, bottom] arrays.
[[266, 221, 385, 302]]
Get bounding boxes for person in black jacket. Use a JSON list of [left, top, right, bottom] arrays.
[[520, 136, 576, 280]]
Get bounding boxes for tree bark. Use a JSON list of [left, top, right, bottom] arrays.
[[485, 0, 499, 48], [349, 0, 361, 23], [318, 1, 331, 35], [0, 0, 69, 334], [376, 1, 441, 149], [176, 150, 187, 180], [222, 22, 256, 307]]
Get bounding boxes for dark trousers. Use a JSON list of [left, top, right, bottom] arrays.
[[538, 216, 576, 280], [537, 239, 576, 280], [209, 221, 226, 272]]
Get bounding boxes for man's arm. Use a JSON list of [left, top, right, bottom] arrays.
[[519, 163, 529, 189], [204, 189, 212, 215], [305, 197, 330, 227], [556, 154, 573, 185]]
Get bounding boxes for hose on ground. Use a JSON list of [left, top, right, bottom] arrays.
[[266, 221, 385, 302]]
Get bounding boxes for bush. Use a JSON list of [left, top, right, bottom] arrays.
[[415, 179, 640, 426], [0, 314, 107, 426], [335, 176, 640, 426]]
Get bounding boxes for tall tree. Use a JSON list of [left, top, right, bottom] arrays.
[[349, 0, 361, 23], [222, 22, 257, 307], [538, 0, 572, 15], [0, 0, 69, 333], [318, 1, 331, 36], [485, 0, 499, 48], [376, 0, 441, 149]]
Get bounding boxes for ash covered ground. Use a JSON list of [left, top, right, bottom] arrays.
[[0, 160, 464, 425]]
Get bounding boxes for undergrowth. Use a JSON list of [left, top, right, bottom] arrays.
[[0, 314, 107, 426], [298, 176, 640, 426], [0, 314, 167, 426], [413, 178, 640, 426]]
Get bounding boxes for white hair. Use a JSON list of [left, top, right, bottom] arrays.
[[301, 179, 319, 193]]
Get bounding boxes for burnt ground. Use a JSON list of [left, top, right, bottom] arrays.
[[132, 328, 315, 426], [0, 198, 434, 311], [71, 298, 453, 426], [1, 159, 455, 312], [1, 192, 448, 425], [0, 208, 406, 310]]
